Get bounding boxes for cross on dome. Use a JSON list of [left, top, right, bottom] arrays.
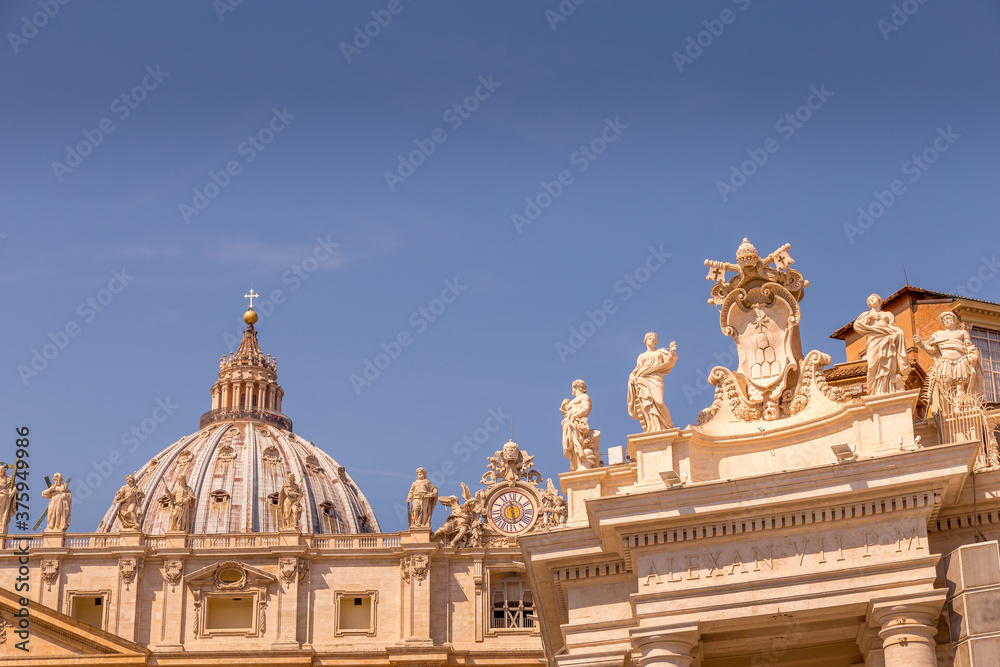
[[244, 288, 259, 308]]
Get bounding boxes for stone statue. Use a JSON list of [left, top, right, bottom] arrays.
[[41, 472, 72, 532], [168, 475, 197, 532], [431, 482, 483, 548], [560, 379, 601, 470], [854, 294, 910, 395], [277, 472, 303, 531], [914, 311, 983, 400], [540, 478, 567, 529], [0, 465, 16, 534], [627, 333, 678, 432], [407, 467, 438, 528], [113, 474, 145, 530]]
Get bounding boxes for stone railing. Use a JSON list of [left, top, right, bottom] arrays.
[[198, 407, 293, 431], [2, 532, 405, 552]]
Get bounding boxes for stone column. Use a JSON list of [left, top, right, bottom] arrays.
[[869, 592, 945, 667], [630, 625, 700, 667]]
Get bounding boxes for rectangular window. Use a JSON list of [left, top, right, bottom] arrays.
[[205, 597, 254, 631], [489, 575, 534, 630], [71, 595, 105, 629], [336, 591, 376, 635], [972, 328, 1000, 402]]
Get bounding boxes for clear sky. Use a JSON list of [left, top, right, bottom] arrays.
[[2, 1, 997, 532]]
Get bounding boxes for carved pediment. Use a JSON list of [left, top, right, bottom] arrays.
[[184, 560, 276, 591]]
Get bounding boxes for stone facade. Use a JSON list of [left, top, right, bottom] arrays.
[[4, 246, 1000, 665]]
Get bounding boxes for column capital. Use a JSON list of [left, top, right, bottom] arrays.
[[867, 590, 945, 667], [867, 590, 945, 629], [630, 623, 700, 667]]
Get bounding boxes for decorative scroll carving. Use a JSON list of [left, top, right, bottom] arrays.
[[481, 440, 541, 487], [119, 557, 141, 590], [400, 554, 429, 583], [41, 560, 58, 591], [164, 561, 183, 591], [279, 558, 297, 585]]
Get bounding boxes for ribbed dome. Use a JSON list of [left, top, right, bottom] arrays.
[[97, 296, 380, 535], [97, 421, 380, 534]]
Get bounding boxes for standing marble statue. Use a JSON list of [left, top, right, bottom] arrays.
[[627, 333, 678, 432], [0, 466, 16, 534], [914, 311, 983, 398], [277, 472, 303, 531], [560, 379, 601, 470], [41, 472, 72, 531], [114, 474, 145, 530], [168, 475, 197, 532], [854, 294, 910, 395], [407, 467, 438, 528]]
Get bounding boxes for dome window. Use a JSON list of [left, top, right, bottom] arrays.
[[262, 447, 281, 466], [306, 456, 324, 474], [158, 494, 171, 509], [211, 490, 230, 504], [217, 445, 236, 463], [267, 492, 279, 506]]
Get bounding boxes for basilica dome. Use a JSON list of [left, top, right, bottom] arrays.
[[97, 302, 380, 535]]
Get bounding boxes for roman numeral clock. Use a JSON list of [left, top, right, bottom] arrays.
[[487, 488, 537, 535], [430, 439, 568, 549]]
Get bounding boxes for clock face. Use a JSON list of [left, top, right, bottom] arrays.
[[488, 489, 536, 535]]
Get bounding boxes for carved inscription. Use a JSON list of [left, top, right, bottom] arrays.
[[639, 522, 924, 589]]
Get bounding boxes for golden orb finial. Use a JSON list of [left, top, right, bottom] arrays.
[[243, 288, 260, 325]]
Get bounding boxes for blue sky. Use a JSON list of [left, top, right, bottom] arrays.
[[2, 1, 997, 531]]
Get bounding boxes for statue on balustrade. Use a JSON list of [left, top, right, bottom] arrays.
[[0, 465, 16, 534], [113, 474, 145, 530], [627, 333, 678, 432], [560, 379, 601, 470], [914, 311, 983, 404], [278, 472, 304, 531], [853, 293, 910, 395], [41, 472, 72, 532], [168, 475, 197, 532], [407, 467, 438, 528]]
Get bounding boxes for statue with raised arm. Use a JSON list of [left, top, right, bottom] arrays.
[[914, 311, 983, 400], [277, 472, 303, 531], [854, 294, 910, 395], [406, 467, 438, 528], [168, 475, 197, 532], [41, 473, 72, 532], [113, 474, 145, 530], [560, 379, 601, 470], [627, 333, 678, 432]]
